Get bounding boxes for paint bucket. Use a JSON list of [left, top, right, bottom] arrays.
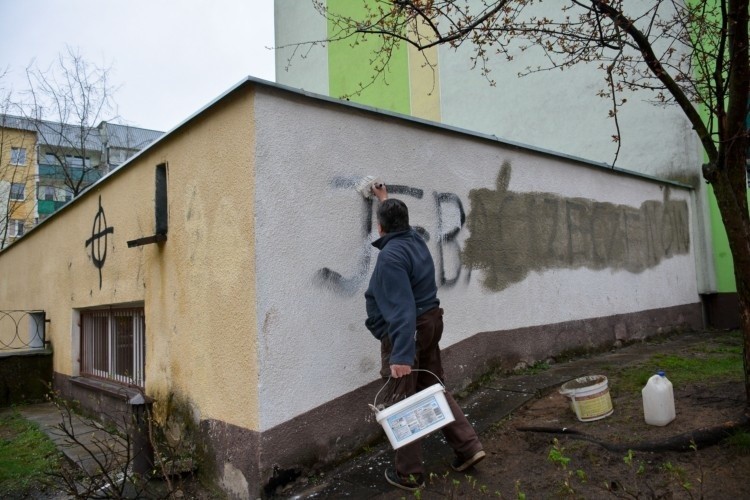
[[372, 371, 455, 450], [559, 375, 614, 422]]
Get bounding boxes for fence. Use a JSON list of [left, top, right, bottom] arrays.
[[0, 310, 47, 351]]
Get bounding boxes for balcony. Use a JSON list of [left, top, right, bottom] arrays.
[[38, 163, 102, 184], [37, 199, 70, 215]]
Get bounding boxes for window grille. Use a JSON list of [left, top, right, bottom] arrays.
[[80, 307, 145, 387]]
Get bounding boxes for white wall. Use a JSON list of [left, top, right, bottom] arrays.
[[274, 0, 329, 95], [252, 88, 699, 431], [438, 0, 703, 177]]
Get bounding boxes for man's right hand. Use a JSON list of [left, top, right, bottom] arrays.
[[372, 182, 387, 202], [390, 364, 412, 378]]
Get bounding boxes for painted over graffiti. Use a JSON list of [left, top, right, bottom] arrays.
[[463, 163, 690, 291]]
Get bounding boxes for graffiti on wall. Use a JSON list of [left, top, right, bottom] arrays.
[[315, 166, 690, 295], [463, 163, 691, 291], [315, 177, 467, 295], [85, 195, 115, 289]]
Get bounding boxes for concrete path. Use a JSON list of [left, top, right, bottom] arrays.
[[16, 402, 127, 477]]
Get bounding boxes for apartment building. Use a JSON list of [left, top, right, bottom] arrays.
[[0, 114, 163, 247]]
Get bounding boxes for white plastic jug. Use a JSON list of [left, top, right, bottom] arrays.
[[642, 370, 675, 426]]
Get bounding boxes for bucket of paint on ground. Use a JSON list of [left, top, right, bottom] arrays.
[[372, 371, 455, 449], [559, 375, 614, 422]]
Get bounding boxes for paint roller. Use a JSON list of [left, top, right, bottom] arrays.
[[355, 175, 385, 199]]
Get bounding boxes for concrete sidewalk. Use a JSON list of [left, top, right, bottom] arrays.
[[281, 330, 731, 498], [15, 402, 127, 478]]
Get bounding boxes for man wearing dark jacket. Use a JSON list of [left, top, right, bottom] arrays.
[[365, 185, 484, 492]]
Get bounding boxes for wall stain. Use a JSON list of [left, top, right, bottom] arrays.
[[463, 162, 690, 292]]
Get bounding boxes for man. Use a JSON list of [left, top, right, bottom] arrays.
[[364, 184, 485, 491]]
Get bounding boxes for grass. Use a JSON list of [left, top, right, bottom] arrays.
[[615, 341, 743, 394], [726, 430, 750, 454], [0, 410, 63, 496]]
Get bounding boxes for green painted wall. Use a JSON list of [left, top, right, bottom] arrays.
[[708, 186, 750, 292], [692, 0, 745, 294], [327, 0, 410, 114], [708, 187, 735, 291]]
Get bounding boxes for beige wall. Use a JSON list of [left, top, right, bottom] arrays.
[[0, 87, 260, 430]]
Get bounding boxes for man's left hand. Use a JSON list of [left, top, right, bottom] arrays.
[[390, 364, 412, 378]]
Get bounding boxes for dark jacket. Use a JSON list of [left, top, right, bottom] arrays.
[[364, 228, 440, 366]]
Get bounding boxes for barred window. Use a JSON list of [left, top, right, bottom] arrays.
[[80, 307, 145, 387]]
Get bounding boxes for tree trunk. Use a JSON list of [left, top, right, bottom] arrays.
[[711, 0, 750, 408], [712, 172, 750, 407]]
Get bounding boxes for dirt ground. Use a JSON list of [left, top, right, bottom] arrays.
[[382, 334, 750, 499], [471, 380, 750, 499]]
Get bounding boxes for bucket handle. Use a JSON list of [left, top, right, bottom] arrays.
[[371, 369, 445, 412]]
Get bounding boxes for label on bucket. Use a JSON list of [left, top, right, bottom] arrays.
[[386, 394, 448, 442], [574, 392, 613, 420]]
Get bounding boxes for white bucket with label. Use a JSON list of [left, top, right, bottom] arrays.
[[559, 375, 614, 422], [372, 371, 455, 450]]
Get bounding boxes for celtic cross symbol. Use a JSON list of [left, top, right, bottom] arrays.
[[85, 195, 115, 289]]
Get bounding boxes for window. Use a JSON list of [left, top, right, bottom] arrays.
[[80, 307, 145, 387], [10, 183, 24, 200], [11, 147, 27, 165], [8, 219, 24, 237], [65, 154, 91, 167]]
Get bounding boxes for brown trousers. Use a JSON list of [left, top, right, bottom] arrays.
[[380, 307, 483, 477]]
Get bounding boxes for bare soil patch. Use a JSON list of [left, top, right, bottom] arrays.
[[475, 380, 749, 499], [386, 332, 750, 499]]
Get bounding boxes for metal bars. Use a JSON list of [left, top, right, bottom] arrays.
[[80, 307, 145, 387], [0, 311, 46, 350]]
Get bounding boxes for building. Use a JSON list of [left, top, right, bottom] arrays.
[[0, 115, 38, 247], [0, 77, 703, 496], [0, 114, 163, 246], [273, 0, 741, 325]]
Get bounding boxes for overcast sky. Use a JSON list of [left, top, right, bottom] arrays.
[[1, 0, 276, 132]]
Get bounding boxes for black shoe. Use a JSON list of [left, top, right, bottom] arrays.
[[451, 450, 486, 472], [384, 468, 425, 491]]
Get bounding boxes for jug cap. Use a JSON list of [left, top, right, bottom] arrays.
[[657, 370, 666, 377]]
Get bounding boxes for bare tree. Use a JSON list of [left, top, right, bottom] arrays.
[[21, 46, 118, 198], [291, 0, 750, 406]]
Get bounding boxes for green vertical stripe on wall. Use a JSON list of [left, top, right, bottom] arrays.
[[707, 186, 736, 292], [690, 0, 750, 293], [708, 185, 750, 293], [327, 0, 410, 114]]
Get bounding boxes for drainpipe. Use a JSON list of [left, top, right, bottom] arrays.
[[127, 393, 154, 477]]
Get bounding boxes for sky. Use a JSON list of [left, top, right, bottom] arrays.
[[1, 0, 276, 132]]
